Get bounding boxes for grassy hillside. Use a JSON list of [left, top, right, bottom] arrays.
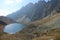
[[32, 13, 60, 40], [0, 13, 60, 40], [19, 13, 60, 40]]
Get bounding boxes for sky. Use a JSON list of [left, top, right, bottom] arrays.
[[0, 0, 48, 16]]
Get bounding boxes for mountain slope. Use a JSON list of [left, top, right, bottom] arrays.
[[7, 0, 60, 21], [32, 14, 60, 40], [1, 13, 60, 40], [20, 13, 60, 40], [7, 3, 34, 20]]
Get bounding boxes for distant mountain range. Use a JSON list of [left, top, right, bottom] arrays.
[[7, 0, 60, 21], [0, 16, 16, 24]]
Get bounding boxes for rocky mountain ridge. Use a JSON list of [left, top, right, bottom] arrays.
[[7, 0, 60, 21]]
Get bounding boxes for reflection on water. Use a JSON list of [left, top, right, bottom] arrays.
[[4, 23, 26, 34]]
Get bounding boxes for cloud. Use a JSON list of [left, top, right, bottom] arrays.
[[16, 0, 22, 3], [5, 0, 14, 5], [0, 9, 11, 16], [4, 0, 22, 5]]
